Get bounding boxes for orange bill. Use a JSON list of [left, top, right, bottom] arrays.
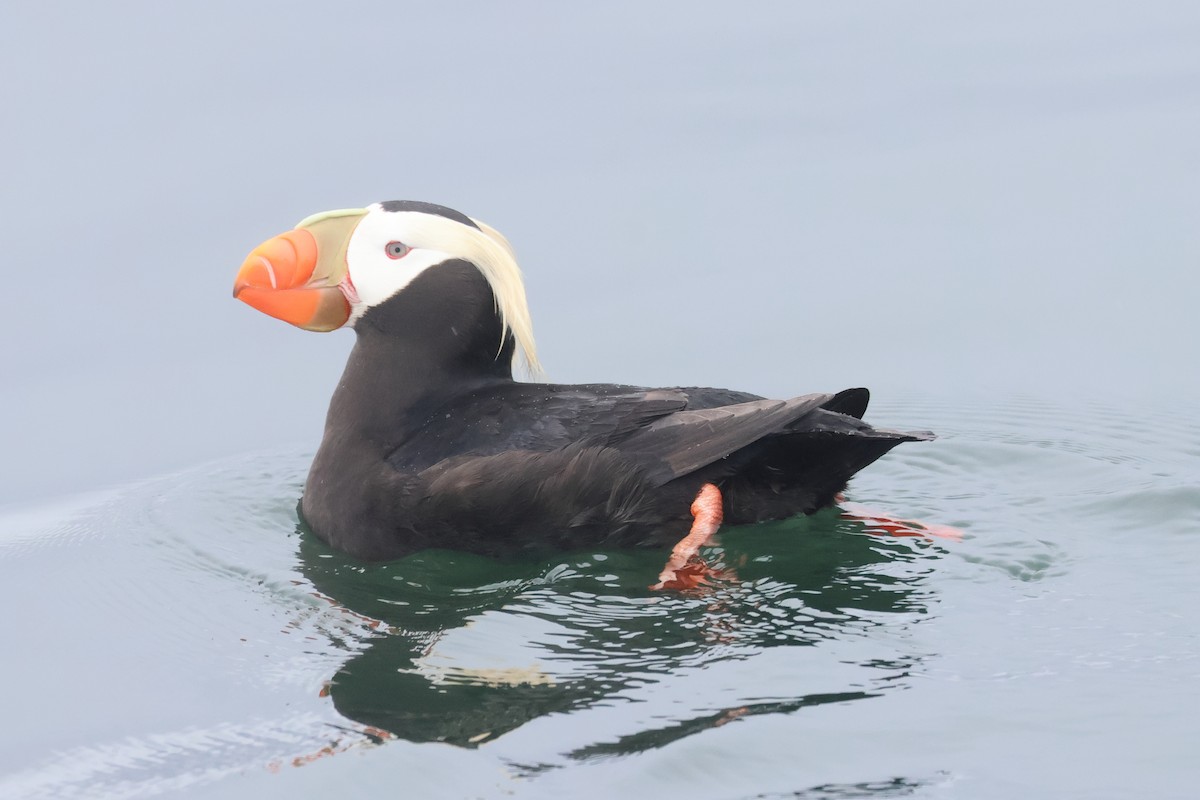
[[233, 209, 367, 332]]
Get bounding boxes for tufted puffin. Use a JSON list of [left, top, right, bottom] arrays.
[[233, 201, 933, 581]]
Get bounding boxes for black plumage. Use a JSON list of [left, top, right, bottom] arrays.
[[300, 258, 931, 561]]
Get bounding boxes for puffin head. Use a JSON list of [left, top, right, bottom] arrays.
[[234, 201, 539, 373]]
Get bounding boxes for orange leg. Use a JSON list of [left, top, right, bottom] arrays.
[[651, 483, 725, 590]]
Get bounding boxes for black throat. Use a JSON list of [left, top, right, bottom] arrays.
[[323, 259, 516, 451], [301, 259, 517, 558]]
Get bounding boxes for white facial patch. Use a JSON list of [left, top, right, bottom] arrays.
[[343, 213, 457, 326], [342, 205, 541, 375]]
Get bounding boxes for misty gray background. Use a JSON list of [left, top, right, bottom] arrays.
[[2, 2, 1198, 504]]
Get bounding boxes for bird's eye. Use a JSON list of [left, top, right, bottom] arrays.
[[385, 241, 410, 260]]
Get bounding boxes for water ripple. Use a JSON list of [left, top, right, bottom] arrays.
[[3, 394, 1196, 796]]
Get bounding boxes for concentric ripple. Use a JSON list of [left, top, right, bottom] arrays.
[[1, 393, 1196, 799]]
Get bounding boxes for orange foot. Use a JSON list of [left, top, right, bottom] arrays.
[[653, 555, 739, 591], [838, 500, 963, 541], [652, 484, 727, 591]]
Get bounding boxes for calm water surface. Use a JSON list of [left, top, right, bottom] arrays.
[[1, 393, 1196, 799], [3, 2, 1198, 797]]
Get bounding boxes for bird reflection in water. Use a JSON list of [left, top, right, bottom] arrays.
[[273, 506, 954, 770]]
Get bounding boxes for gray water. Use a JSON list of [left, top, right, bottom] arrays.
[[2, 2, 1199, 798], [3, 395, 1197, 798]]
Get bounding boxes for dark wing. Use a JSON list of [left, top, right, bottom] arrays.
[[618, 393, 833, 485], [618, 389, 930, 487], [386, 383, 688, 472], [671, 386, 765, 409], [369, 385, 929, 556], [672, 386, 868, 418]]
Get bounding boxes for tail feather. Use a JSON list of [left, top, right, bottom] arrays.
[[720, 431, 916, 524], [820, 386, 870, 419], [626, 387, 933, 526], [719, 403, 932, 525]]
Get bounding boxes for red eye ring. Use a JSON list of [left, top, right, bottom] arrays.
[[385, 241, 410, 260]]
